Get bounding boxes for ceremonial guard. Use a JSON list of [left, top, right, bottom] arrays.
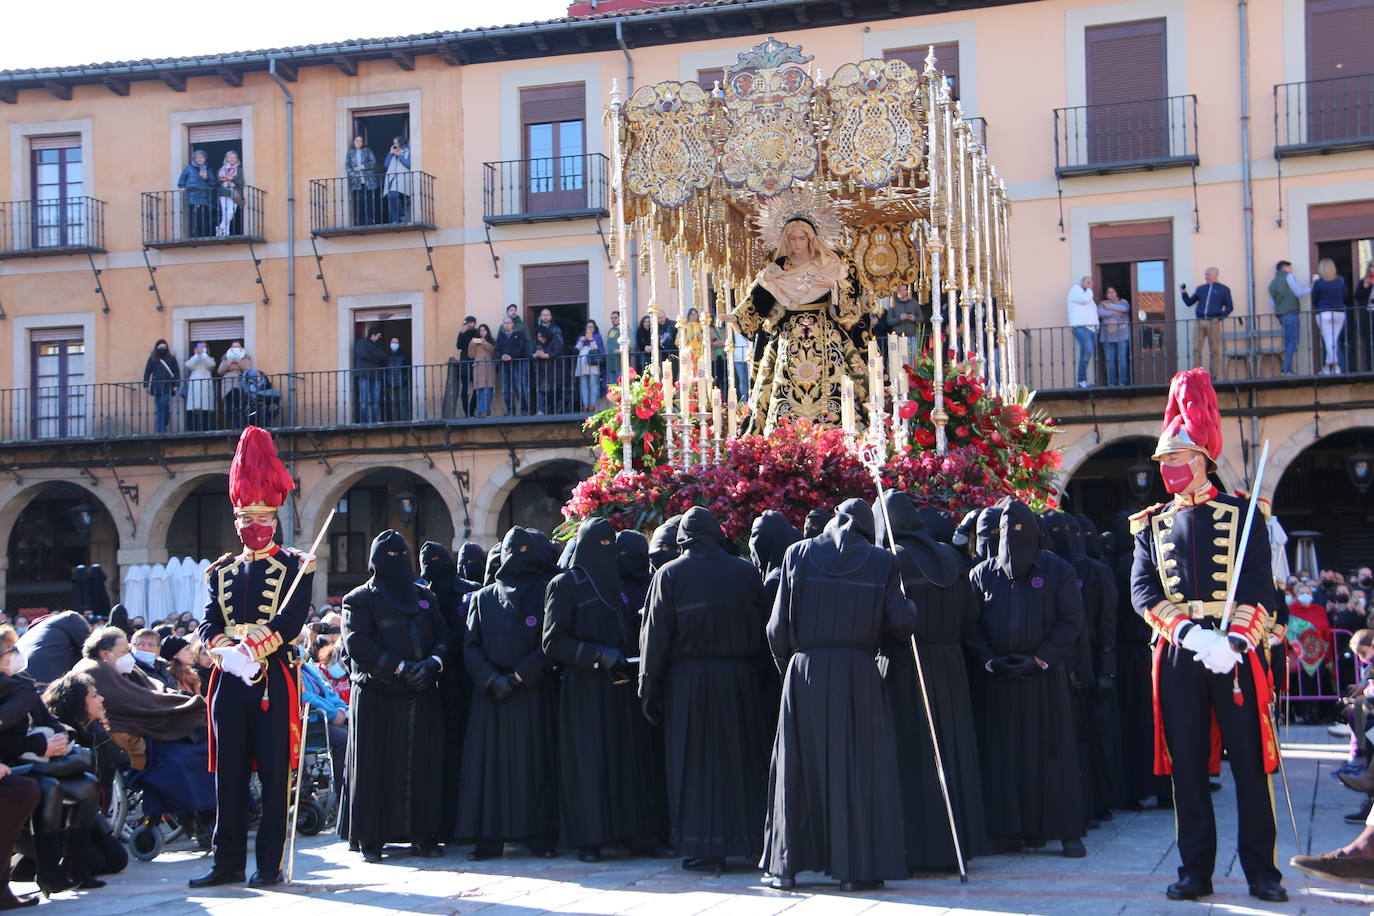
[[192, 427, 314, 889], [1130, 369, 1285, 903]]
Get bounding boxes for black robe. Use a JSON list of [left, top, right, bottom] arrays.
[[542, 520, 658, 850], [874, 493, 988, 870], [761, 500, 914, 883], [967, 543, 1086, 842], [640, 508, 769, 859], [1114, 546, 1159, 805], [457, 529, 557, 846], [342, 581, 450, 845]]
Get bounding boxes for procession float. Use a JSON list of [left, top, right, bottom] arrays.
[[559, 38, 1061, 541]]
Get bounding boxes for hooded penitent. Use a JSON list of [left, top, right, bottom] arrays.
[[974, 505, 1003, 561], [996, 499, 1042, 580], [810, 498, 878, 577], [616, 530, 651, 581], [419, 541, 457, 593], [803, 508, 830, 540], [484, 543, 502, 586], [457, 541, 488, 584], [369, 529, 418, 613], [750, 510, 801, 577], [1041, 511, 1082, 561], [568, 518, 622, 610], [953, 508, 980, 552], [916, 507, 957, 546], [874, 491, 958, 588], [1074, 514, 1103, 560], [648, 515, 683, 571], [676, 506, 727, 555]]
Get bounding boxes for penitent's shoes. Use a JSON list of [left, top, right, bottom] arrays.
[[188, 868, 245, 888], [838, 880, 883, 892], [1061, 839, 1086, 858], [762, 873, 795, 890], [1164, 876, 1213, 900]]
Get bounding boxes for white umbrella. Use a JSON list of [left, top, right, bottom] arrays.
[[1268, 516, 1291, 583]]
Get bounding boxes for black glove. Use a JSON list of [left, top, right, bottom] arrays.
[[641, 694, 662, 725], [487, 674, 518, 702], [593, 646, 626, 672], [1096, 674, 1115, 691], [1002, 654, 1039, 678], [403, 658, 436, 692]]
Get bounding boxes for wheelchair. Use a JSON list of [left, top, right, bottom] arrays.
[[293, 707, 340, 837], [106, 739, 221, 861]]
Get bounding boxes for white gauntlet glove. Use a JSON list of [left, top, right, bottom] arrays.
[[1178, 623, 1220, 657], [211, 646, 263, 685], [1197, 637, 1242, 675]]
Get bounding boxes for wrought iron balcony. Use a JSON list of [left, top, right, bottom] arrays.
[[310, 171, 436, 237], [963, 116, 988, 152], [1016, 306, 1374, 393], [483, 153, 610, 225], [1053, 95, 1199, 177], [141, 186, 265, 248], [1274, 73, 1374, 157], [0, 197, 106, 257]]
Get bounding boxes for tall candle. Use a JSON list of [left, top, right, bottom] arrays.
[[727, 385, 738, 440], [842, 377, 856, 435], [711, 387, 723, 440]]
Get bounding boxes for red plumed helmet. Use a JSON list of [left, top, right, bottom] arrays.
[[229, 426, 295, 514], [1153, 368, 1222, 466]]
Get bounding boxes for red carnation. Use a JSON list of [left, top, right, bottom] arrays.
[[898, 401, 919, 420]]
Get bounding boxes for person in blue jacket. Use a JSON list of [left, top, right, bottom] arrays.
[[1180, 268, 1234, 379], [300, 649, 348, 796], [177, 150, 215, 238]]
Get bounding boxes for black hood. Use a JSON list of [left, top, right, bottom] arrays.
[[368, 529, 419, 613], [803, 508, 830, 539], [109, 603, 133, 638], [1074, 514, 1102, 559], [616, 529, 652, 582], [806, 498, 878, 576], [496, 527, 545, 582], [997, 499, 1042, 580], [917, 507, 957, 545], [677, 507, 726, 555], [953, 509, 979, 553], [1035, 513, 1054, 551], [750, 510, 800, 576], [568, 518, 622, 608], [1107, 511, 1133, 558], [484, 543, 502, 586], [419, 541, 457, 589], [456, 541, 487, 583], [648, 515, 683, 570], [874, 490, 958, 588], [1041, 510, 1080, 561], [974, 506, 1003, 561]]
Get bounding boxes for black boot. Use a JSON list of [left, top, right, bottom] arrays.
[[33, 832, 74, 896], [63, 828, 105, 890]]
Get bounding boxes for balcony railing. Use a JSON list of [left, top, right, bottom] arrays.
[[1274, 73, 1374, 157], [483, 153, 610, 225], [141, 186, 265, 248], [0, 355, 610, 445], [0, 197, 106, 257], [310, 171, 436, 237], [1054, 94, 1199, 177], [963, 116, 988, 152], [1017, 306, 1374, 393]]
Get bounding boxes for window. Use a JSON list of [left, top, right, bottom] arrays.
[[523, 262, 589, 354], [1305, 0, 1374, 142], [186, 121, 243, 178], [697, 67, 725, 93], [884, 43, 959, 98], [29, 135, 84, 248], [1085, 19, 1167, 164], [29, 327, 85, 439], [186, 316, 246, 365], [520, 83, 587, 213]]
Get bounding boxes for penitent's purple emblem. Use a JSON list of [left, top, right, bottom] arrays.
[[1030, 576, 1045, 589], [525, 615, 538, 628]]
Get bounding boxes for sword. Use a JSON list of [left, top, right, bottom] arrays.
[[860, 441, 969, 883], [1219, 440, 1270, 634]]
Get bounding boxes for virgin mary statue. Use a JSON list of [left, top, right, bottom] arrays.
[[725, 214, 871, 434]]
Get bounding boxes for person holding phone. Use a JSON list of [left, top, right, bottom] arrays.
[[383, 136, 411, 224]]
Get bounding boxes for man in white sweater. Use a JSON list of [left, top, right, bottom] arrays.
[[1067, 276, 1099, 389]]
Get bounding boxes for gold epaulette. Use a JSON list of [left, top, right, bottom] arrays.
[[204, 552, 238, 581], [1129, 503, 1164, 535], [281, 547, 318, 576]]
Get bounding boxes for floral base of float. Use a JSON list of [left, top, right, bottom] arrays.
[[558, 348, 1062, 543]]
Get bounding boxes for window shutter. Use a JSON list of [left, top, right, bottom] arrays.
[[29, 135, 80, 152], [523, 262, 589, 308], [187, 317, 245, 344], [29, 326, 83, 343], [1309, 200, 1374, 242], [1307, 0, 1374, 80], [1086, 19, 1166, 105], [1090, 220, 1173, 263], [353, 306, 412, 324], [883, 43, 959, 95], [520, 83, 586, 124], [187, 122, 242, 145]]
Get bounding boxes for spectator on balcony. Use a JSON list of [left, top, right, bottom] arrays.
[[216, 341, 253, 428], [636, 315, 654, 372], [884, 294, 923, 340], [505, 304, 530, 344], [1066, 276, 1098, 389], [1180, 267, 1233, 379], [535, 309, 567, 411], [606, 311, 623, 382], [214, 151, 244, 238], [353, 326, 386, 423], [1313, 258, 1350, 375], [383, 337, 411, 422], [574, 320, 606, 413], [177, 150, 214, 239], [183, 342, 216, 432], [1097, 287, 1131, 386], [345, 136, 378, 227], [532, 326, 559, 415], [383, 136, 411, 224], [456, 316, 479, 417], [1269, 261, 1311, 377], [1356, 260, 1374, 373], [143, 339, 181, 434], [468, 323, 496, 418], [496, 315, 530, 416]]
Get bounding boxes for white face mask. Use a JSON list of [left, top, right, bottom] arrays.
[[1297, 594, 1313, 606], [390, 343, 400, 352], [3, 648, 26, 677], [114, 652, 137, 675], [227, 346, 245, 358], [133, 650, 157, 666]]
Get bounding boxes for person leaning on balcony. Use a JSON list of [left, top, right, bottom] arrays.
[[217, 341, 253, 427], [383, 136, 411, 224], [456, 315, 479, 417], [1355, 260, 1374, 373], [1268, 261, 1311, 377], [352, 326, 387, 423], [1313, 258, 1350, 376], [214, 151, 244, 238], [143, 339, 181, 434], [467, 323, 496, 419], [345, 136, 378, 227], [183, 342, 216, 432], [383, 337, 410, 422], [1097, 287, 1131, 386], [496, 316, 531, 416], [1180, 268, 1234, 379], [1066, 276, 1099, 389], [177, 149, 214, 239]]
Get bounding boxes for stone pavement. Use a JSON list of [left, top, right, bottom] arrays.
[[15, 725, 1374, 915]]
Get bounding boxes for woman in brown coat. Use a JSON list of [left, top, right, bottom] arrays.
[[468, 324, 496, 418]]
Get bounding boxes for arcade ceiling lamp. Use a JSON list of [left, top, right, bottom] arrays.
[[1127, 462, 1154, 501], [1347, 450, 1374, 495], [395, 490, 418, 527], [69, 501, 94, 538]]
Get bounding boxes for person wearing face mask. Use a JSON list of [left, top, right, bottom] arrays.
[[342, 530, 449, 863], [967, 499, 1087, 860], [216, 341, 254, 428], [191, 427, 314, 890], [0, 624, 46, 907], [382, 337, 411, 422], [129, 628, 177, 690], [1284, 583, 1333, 724], [142, 338, 182, 434], [184, 341, 217, 431], [1129, 368, 1285, 903]]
